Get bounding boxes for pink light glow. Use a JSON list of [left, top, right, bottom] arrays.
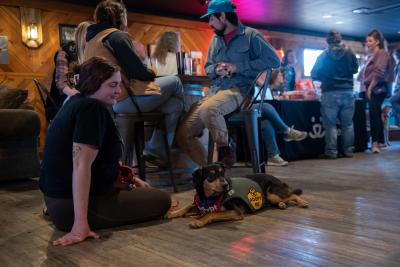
[[233, 0, 271, 24]]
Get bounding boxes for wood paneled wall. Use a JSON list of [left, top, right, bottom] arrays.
[[0, 0, 365, 150]]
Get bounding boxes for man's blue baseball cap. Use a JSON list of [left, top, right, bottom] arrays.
[[200, 0, 236, 19]]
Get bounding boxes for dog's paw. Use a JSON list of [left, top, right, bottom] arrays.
[[278, 202, 287, 209], [189, 220, 205, 229], [298, 201, 309, 208]]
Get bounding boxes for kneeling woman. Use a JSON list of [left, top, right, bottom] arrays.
[[40, 57, 171, 246]]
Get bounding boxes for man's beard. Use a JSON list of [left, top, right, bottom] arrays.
[[213, 24, 226, 36]]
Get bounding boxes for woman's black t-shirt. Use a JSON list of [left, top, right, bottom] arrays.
[[40, 96, 123, 198]]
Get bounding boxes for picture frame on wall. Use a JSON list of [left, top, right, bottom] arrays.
[[59, 24, 76, 47]]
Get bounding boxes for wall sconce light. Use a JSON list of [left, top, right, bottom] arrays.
[[20, 7, 43, 48]]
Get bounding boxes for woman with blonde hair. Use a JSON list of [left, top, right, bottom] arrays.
[[74, 21, 93, 64], [152, 31, 179, 76]]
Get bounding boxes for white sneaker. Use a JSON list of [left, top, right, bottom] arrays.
[[267, 155, 288, 166], [372, 142, 380, 154], [284, 127, 307, 142]]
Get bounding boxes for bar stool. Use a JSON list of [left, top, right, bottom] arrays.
[[115, 112, 178, 192]]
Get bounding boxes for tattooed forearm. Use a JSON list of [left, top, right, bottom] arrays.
[[72, 144, 82, 160]]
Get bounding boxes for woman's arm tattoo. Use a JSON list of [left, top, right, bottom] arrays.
[[72, 144, 82, 160]]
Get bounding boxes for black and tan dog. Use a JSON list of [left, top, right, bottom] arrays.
[[166, 164, 309, 228]]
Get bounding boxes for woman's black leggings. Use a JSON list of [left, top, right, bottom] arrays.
[[368, 94, 385, 143], [45, 188, 171, 232]]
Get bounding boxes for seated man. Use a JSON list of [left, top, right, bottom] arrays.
[[176, 0, 280, 167]]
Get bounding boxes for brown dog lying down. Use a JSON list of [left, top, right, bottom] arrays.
[[166, 164, 308, 228]]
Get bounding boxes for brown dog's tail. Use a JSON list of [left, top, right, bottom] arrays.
[[292, 189, 303, 195]]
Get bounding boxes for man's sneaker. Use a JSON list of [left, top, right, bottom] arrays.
[[218, 138, 236, 168], [267, 155, 288, 166], [284, 127, 307, 142]]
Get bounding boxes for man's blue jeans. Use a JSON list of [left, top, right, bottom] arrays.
[[320, 90, 355, 156]]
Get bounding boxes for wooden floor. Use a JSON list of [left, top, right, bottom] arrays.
[[1, 143, 400, 266]]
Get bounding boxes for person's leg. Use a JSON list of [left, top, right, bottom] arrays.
[[113, 76, 184, 160], [259, 102, 306, 142], [176, 102, 208, 166], [369, 94, 384, 143], [198, 89, 243, 147], [339, 91, 355, 155], [260, 103, 288, 133], [145, 97, 184, 160], [45, 188, 171, 232], [320, 92, 340, 157], [88, 188, 171, 229]]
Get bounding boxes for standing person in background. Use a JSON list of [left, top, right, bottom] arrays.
[[152, 32, 179, 76], [364, 29, 392, 153], [40, 57, 171, 246], [176, 0, 280, 167], [281, 49, 297, 92], [84, 0, 184, 167], [311, 29, 358, 159], [390, 48, 400, 127]]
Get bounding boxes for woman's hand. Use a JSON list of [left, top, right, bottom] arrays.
[[133, 177, 151, 188], [367, 89, 372, 100], [53, 220, 99, 246]]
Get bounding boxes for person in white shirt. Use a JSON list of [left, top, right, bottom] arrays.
[[152, 32, 179, 76]]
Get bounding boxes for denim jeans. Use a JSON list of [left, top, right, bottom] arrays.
[[113, 76, 184, 160], [320, 90, 355, 156], [256, 103, 288, 158]]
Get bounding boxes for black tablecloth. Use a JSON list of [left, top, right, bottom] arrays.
[[268, 99, 368, 161]]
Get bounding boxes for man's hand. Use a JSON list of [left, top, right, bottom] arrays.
[[215, 63, 237, 77]]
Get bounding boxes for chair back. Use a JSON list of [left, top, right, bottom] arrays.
[[33, 79, 60, 112], [242, 69, 272, 113]]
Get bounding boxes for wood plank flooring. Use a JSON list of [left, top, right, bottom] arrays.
[[0, 142, 399, 266]]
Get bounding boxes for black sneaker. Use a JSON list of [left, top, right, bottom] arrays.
[[218, 138, 236, 168]]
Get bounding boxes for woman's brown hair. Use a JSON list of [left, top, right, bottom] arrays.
[[94, 0, 127, 31], [74, 57, 119, 96], [367, 29, 385, 50]]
